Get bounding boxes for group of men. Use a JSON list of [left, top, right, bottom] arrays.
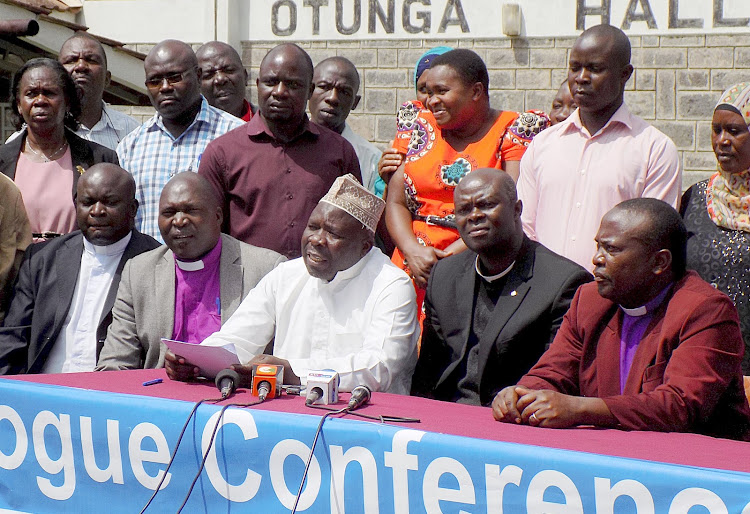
[[0, 24, 748, 439]]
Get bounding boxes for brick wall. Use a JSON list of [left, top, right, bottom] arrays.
[[241, 34, 750, 189]]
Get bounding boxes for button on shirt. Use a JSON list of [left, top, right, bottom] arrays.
[[117, 97, 243, 242], [41, 232, 132, 373], [198, 115, 361, 258], [201, 248, 418, 394], [518, 104, 681, 270]]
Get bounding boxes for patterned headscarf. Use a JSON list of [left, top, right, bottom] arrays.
[[707, 82, 750, 232], [413, 46, 452, 89]]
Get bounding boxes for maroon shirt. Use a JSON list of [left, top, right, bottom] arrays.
[[198, 115, 361, 258]]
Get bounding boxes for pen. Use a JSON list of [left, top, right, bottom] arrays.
[[142, 378, 163, 386], [216, 297, 221, 315]]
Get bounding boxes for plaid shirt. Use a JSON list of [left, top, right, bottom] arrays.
[[117, 97, 242, 242]]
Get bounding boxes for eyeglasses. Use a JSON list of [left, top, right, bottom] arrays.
[[144, 70, 192, 90]]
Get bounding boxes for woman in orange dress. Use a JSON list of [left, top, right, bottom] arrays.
[[386, 49, 547, 318]]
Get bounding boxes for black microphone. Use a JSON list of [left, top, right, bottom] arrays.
[[347, 385, 371, 411], [215, 369, 241, 399]]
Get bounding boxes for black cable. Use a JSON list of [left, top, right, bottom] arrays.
[[139, 396, 224, 514], [176, 400, 263, 513], [291, 406, 348, 514], [305, 402, 421, 423]]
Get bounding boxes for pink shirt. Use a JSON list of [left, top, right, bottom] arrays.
[[517, 104, 681, 270], [14, 148, 77, 239]]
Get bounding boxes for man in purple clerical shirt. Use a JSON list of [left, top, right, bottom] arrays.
[[493, 199, 750, 440], [96, 172, 284, 370]]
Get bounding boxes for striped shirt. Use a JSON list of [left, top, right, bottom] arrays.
[[77, 103, 141, 151], [117, 97, 243, 242]]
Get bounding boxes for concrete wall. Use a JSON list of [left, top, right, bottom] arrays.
[[234, 33, 750, 188]]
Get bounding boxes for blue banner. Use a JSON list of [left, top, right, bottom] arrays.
[[0, 380, 748, 513]]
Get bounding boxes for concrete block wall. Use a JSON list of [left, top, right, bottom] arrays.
[[238, 34, 750, 189]]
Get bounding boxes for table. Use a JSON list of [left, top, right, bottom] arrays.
[[1, 369, 749, 513]]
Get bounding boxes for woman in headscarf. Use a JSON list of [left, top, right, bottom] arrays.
[[385, 49, 547, 323], [377, 46, 452, 189], [680, 82, 750, 374]]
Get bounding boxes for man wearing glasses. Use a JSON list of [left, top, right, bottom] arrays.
[[117, 39, 243, 243]]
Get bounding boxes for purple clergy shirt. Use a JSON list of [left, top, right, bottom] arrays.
[[173, 238, 222, 344], [619, 284, 673, 393], [197, 114, 361, 259]]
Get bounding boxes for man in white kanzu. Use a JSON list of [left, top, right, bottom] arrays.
[[165, 174, 419, 394]]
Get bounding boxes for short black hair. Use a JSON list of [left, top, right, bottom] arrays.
[[10, 58, 81, 131], [615, 198, 687, 277], [430, 49, 489, 97]]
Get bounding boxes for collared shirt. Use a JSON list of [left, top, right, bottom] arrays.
[[173, 238, 223, 344], [341, 123, 385, 197], [42, 232, 132, 373], [201, 248, 418, 394], [117, 97, 243, 242], [76, 102, 141, 151], [240, 100, 254, 122], [198, 114, 361, 258], [518, 104, 682, 270], [619, 285, 673, 393], [6, 102, 139, 151]]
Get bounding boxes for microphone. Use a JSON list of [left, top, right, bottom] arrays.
[[251, 364, 284, 401], [347, 385, 371, 411], [305, 370, 339, 405], [215, 369, 241, 399]]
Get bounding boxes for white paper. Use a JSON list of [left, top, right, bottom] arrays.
[[161, 338, 240, 379]]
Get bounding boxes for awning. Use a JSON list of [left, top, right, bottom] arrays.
[[0, 0, 150, 105]]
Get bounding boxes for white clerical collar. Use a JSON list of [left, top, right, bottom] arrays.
[[475, 256, 515, 282], [621, 305, 647, 317], [83, 231, 132, 256], [175, 259, 204, 271]]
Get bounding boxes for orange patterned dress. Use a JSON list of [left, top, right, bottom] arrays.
[[391, 101, 548, 315]]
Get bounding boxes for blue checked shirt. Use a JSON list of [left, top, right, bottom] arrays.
[[117, 97, 243, 242]]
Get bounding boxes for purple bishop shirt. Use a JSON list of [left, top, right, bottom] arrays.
[[619, 285, 673, 393], [172, 239, 222, 344]]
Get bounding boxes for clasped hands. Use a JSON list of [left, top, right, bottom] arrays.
[[492, 386, 583, 429]]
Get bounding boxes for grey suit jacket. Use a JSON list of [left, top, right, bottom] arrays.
[[96, 234, 285, 370]]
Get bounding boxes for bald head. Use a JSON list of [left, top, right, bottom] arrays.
[[159, 172, 222, 260], [196, 42, 248, 118], [454, 169, 523, 267], [144, 40, 202, 121], [260, 43, 313, 79], [76, 163, 138, 246], [456, 168, 517, 204], [577, 24, 631, 68]]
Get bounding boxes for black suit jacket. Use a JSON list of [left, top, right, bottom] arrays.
[[411, 237, 592, 406], [0, 129, 119, 200], [0, 230, 160, 374]]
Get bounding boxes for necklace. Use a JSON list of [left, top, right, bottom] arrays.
[[25, 139, 68, 162]]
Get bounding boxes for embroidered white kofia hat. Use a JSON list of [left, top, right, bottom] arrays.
[[319, 174, 385, 233]]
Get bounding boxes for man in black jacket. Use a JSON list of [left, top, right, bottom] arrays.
[[0, 163, 159, 374], [411, 168, 591, 406]]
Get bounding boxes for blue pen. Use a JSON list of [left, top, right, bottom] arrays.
[[216, 297, 221, 315], [142, 378, 163, 386]]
